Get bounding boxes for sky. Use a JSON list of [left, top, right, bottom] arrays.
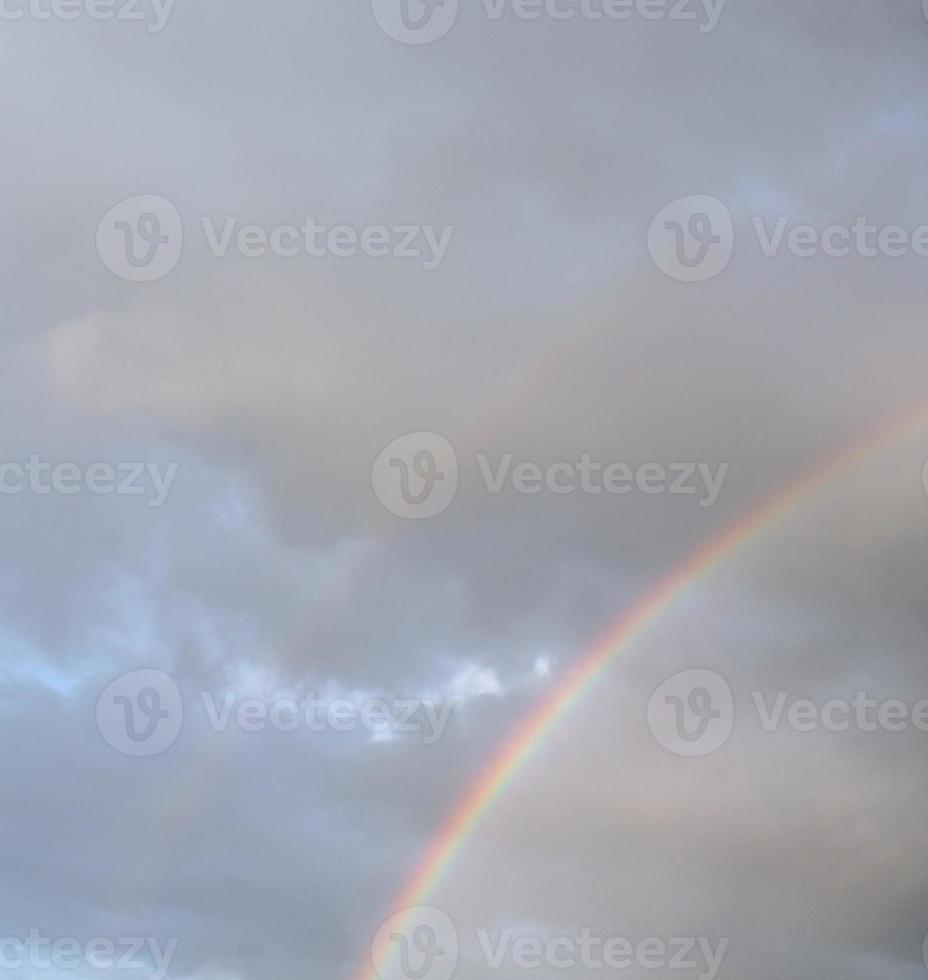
[[0, 1, 926, 979]]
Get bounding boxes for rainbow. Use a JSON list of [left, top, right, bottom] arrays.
[[363, 405, 927, 980]]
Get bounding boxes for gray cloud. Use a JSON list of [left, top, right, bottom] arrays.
[[0, 0, 924, 977]]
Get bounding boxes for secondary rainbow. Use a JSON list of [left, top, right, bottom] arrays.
[[363, 405, 927, 980]]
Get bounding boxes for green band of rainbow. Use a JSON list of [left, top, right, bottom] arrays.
[[363, 405, 927, 980]]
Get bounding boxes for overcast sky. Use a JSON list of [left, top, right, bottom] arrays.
[[0, 1, 926, 979]]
